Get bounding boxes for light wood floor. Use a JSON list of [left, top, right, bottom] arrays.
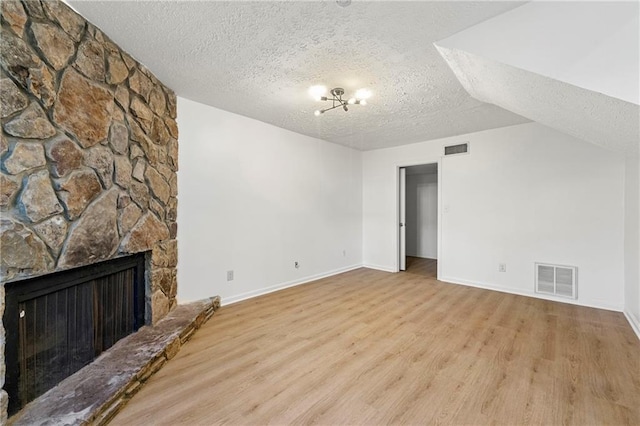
[[404, 256, 437, 279], [112, 261, 640, 425]]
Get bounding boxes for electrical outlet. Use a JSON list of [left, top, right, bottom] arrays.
[[498, 263, 506, 273], [226, 270, 234, 281], [294, 261, 299, 269]]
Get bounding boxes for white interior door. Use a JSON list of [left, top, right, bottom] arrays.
[[399, 167, 406, 271]]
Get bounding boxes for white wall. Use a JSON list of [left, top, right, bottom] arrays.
[[624, 154, 640, 336], [437, 1, 639, 105], [363, 122, 626, 310], [176, 97, 631, 317], [406, 173, 438, 259], [177, 97, 362, 304]]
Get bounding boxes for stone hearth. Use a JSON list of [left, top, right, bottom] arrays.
[[9, 297, 220, 426], [1, 0, 179, 421]]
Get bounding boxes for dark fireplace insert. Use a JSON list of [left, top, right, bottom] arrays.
[[3, 254, 146, 415]]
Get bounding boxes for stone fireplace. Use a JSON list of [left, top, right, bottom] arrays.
[[1, 0, 179, 421]]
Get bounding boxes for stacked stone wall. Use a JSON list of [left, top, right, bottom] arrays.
[[0, 1, 179, 421]]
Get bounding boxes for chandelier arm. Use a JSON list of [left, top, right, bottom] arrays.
[[320, 104, 344, 113], [324, 96, 348, 103], [325, 96, 347, 106]]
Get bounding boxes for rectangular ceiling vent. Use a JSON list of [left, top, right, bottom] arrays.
[[444, 142, 469, 156], [535, 263, 577, 299]]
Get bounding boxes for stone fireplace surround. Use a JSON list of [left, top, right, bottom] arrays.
[[1, 0, 180, 421]]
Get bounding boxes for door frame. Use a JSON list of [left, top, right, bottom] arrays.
[[395, 158, 442, 279], [399, 167, 406, 271]]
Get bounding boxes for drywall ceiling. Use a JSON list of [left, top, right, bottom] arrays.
[[438, 1, 640, 105], [67, 0, 529, 151], [435, 1, 640, 156], [437, 46, 640, 156]]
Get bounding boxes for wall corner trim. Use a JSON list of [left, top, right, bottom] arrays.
[[623, 309, 640, 341]]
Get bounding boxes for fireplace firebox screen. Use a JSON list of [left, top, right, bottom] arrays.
[[3, 254, 146, 415]]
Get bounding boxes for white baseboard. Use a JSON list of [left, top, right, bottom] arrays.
[[623, 309, 640, 341], [219, 267, 637, 339], [362, 264, 396, 273], [439, 276, 624, 313], [221, 264, 363, 306]]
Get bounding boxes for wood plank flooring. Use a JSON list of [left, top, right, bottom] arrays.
[[405, 256, 437, 278], [111, 260, 640, 425]]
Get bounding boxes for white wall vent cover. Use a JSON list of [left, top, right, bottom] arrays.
[[444, 142, 469, 156], [535, 263, 577, 299]]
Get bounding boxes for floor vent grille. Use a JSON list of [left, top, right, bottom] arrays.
[[535, 263, 577, 299]]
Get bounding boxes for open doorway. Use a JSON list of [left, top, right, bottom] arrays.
[[399, 163, 438, 279]]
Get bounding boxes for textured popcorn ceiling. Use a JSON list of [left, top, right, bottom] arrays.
[[434, 1, 639, 157], [436, 46, 640, 157], [68, 0, 528, 150]]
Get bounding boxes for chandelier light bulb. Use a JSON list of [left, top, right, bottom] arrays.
[[309, 85, 327, 101], [347, 98, 356, 105], [355, 88, 372, 100], [314, 110, 321, 116], [360, 99, 367, 106]]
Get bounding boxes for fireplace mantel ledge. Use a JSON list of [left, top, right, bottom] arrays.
[[8, 296, 221, 426]]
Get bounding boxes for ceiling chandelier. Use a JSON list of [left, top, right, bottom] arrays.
[[309, 85, 372, 116]]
